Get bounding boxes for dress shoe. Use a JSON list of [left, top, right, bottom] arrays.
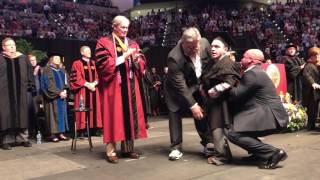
[[47, 137, 59, 142], [106, 155, 119, 164], [259, 149, 288, 169], [58, 136, 70, 141], [22, 142, 32, 147], [2, 144, 12, 150], [122, 152, 140, 159]]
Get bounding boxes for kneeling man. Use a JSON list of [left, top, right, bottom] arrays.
[[228, 49, 289, 169]]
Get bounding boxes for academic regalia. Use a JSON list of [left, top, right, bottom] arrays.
[[95, 35, 147, 143], [40, 65, 69, 135], [69, 59, 102, 130], [201, 55, 241, 130], [302, 63, 320, 130], [282, 55, 304, 102], [0, 53, 34, 143], [140, 69, 152, 118], [149, 73, 161, 111]]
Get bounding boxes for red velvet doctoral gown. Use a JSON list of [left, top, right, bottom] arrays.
[[70, 59, 102, 130], [95, 35, 147, 143]]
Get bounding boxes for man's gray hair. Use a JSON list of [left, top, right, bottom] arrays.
[[112, 15, 130, 28], [1, 37, 14, 46], [181, 27, 201, 43]]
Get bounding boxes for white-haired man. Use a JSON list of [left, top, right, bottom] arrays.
[[95, 15, 147, 163], [164, 27, 213, 160]]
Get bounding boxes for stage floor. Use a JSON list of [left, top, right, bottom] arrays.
[[1, 116, 320, 180]]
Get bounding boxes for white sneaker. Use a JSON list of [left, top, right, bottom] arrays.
[[168, 149, 183, 160]]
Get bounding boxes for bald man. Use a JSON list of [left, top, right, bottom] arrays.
[[228, 49, 289, 169], [70, 46, 102, 136]]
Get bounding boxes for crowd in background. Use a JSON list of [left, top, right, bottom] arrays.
[[76, 0, 113, 7], [1, 1, 319, 60], [0, 0, 117, 41], [172, 1, 319, 61], [0, 0, 166, 46]]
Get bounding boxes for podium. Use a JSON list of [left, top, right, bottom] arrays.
[[70, 108, 93, 153], [261, 63, 287, 95]]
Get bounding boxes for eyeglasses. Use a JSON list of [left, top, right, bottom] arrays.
[[3, 43, 16, 46]]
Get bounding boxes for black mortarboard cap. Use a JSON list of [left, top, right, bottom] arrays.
[[210, 31, 236, 50], [48, 52, 64, 58], [285, 42, 297, 49]]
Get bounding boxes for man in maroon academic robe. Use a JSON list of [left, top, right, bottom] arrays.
[[70, 46, 102, 133], [95, 15, 147, 163]]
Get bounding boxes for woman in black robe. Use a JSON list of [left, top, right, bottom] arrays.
[[302, 47, 320, 130]]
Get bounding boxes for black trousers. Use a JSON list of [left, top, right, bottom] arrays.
[[227, 129, 278, 160], [168, 110, 212, 151]]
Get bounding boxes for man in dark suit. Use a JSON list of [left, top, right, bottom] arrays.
[[228, 49, 289, 169], [164, 27, 213, 160]]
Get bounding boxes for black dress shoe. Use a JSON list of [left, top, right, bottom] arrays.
[[2, 144, 12, 150], [22, 142, 32, 147], [122, 152, 140, 159], [259, 149, 288, 169]]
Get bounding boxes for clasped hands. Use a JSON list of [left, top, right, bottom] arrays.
[[123, 48, 143, 62], [153, 81, 161, 87], [59, 90, 67, 99], [85, 81, 97, 91]]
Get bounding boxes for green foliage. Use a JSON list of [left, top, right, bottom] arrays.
[[15, 38, 47, 63], [16, 39, 33, 54], [31, 50, 47, 63]]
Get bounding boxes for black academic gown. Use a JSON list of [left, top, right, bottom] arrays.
[[201, 55, 241, 130], [0, 54, 34, 131], [282, 55, 304, 102]]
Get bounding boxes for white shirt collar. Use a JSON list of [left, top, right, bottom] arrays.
[[244, 65, 256, 72], [82, 57, 90, 62], [190, 54, 202, 78]]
